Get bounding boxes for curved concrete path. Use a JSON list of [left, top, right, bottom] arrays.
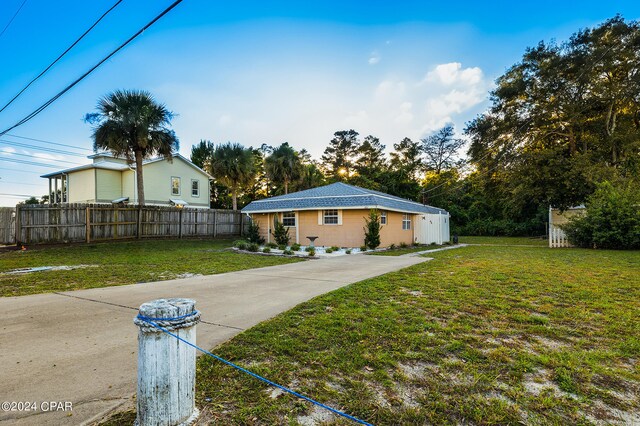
[[0, 253, 428, 425]]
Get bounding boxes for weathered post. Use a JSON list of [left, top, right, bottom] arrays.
[[133, 298, 201, 426]]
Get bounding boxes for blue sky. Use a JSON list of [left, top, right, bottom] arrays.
[[0, 0, 639, 206]]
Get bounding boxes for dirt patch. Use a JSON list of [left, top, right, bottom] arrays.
[[297, 405, 335, 426]]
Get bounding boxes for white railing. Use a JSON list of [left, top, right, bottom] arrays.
[[549, 225, 571, 248]]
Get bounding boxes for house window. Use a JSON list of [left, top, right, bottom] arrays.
[[402, 214, 411, 230], [282, 212, 296, 227], [323, 209, 339, 225], [171, 177, 181, 196], [191, 179, 199, 197], [380, 211, 387, 225]]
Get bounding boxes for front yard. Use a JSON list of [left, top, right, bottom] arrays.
[[194, 241, 639, 425], [0, 239, 302, 297]]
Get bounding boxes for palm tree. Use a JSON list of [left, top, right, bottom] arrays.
[[85, 90, 178, 205], [209, 142, 255, 210], [265, 142, 302, 194]]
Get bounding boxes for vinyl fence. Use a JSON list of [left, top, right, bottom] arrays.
[[6, 204, 248, 245]]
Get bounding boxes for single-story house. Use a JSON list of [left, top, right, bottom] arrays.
[[41, 152, 212, 208], [242, 182, 450, 248]]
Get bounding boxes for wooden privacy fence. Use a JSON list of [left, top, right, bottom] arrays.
[[12, 204, 249, 245], [0, 207, 16, 245]]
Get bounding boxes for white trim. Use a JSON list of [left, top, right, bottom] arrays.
[[380, 210, 387, 225], [171, 176, 181, 196], [244, 205, 436, 215], [191, 179, 200, 197]]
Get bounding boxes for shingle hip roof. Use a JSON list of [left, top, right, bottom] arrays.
[[241, 182, 447, 215]]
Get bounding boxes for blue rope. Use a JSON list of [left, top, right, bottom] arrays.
[[137, 315, 374, 426], [137, 310, 200, 322]]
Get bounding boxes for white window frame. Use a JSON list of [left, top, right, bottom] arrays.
[[282, 212, 296, 227], [380, 211, 387, 225], [402, 213, 411, 230], [171, 176, 181, 196], [191, 179, 200, 197], [323, 209, 339, 225]]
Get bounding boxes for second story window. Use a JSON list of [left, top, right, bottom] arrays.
[[191, 179, 199, 197], [171, 177, 180, 196], [282, 212, 296, 227]]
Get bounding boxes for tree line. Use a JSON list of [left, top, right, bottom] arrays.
[[70, 15, 637, 238]]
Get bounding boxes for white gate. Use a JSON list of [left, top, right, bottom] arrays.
[[414, 212, 450, 245]]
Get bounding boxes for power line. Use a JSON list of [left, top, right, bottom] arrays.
[[0, 139, 87, 157], [0, 0, 27, 40], [2, 152, 82, 165], [0, 157, 62, 168], [0, 180, 43, 186], [0, 193, 33, 198], [0, 166, 39, 173], [5, 133, 91, 151], [0, 0, 123, 114], [0, 0, 185, 138]]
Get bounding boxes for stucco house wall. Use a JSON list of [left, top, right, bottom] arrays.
[[250, 209, 414, 248], [96, 169, 122, 202]]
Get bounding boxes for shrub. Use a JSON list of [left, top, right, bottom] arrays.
[[360, 245, 367, 251], [283, 249, 294, 255], [325, 248, 333, 253], [389, 243, 396, 250], [399, 242, 408, 249], [308, 248, 316, 257], [245, 221, 265, 245], [278, 244, 286, 250], [330, 246, 340, 251], [562, 181, 640, 249], [233, 240, 248, 250], [247, 243, 259, 252], [363, 209, 381, 249], [266, 242, 278, 249], [345, 249, 352, 254], [262, 247, 271, 253], [305, 246, 314, 252], [271, 216, 290, 246], [291, 243, 301, 251]]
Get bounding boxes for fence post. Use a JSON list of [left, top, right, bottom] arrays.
[[213, 210, 217, 238], [14, 205, 21, 245], [179, 209, 183, 239], [85, 207, 91, 244], [137, 207, 142, 239], [133, 298, 200, 426]]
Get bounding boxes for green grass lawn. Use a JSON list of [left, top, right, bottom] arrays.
[[460, 235, 548, 246], [194, 244, 639, 425], [0, 239, 302, 297], [368, 244, 445, 256]]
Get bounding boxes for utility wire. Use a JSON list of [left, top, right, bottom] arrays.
[[0, 0, 123, 114], [0, 0, 185, 138], [0, 0, 27, 40], [0, 139, 87, 157], [2, 152, 82, 165], [0, 180, 43, 186], [0, 157, 63, 168], [5, 133, 90, 151], [0, 192, 32, 198]]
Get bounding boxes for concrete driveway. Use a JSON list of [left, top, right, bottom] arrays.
[[0, 253, 428, 425]]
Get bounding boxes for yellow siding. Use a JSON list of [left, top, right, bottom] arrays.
[[251, 209, 414, 248], [95, 169, 122, 201], [142, 159, 210, 207], [122, 169, 136, 202], [67, 169, 95, 202], [550, 208, 584, 226]]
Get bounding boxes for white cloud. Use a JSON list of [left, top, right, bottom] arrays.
[[0, 147, 16, 154], [368, 51, 380, 65], [341, 62, 490, 145]]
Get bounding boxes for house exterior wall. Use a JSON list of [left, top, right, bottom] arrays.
[[95, 169, 122, 202], [141, 159, 210, 208], [67, 169, 95, 203], [250, 209, 414, 248]]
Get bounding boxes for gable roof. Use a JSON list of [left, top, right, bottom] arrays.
[[41, 153, 212, 179], [242, 182, 447, 215]]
